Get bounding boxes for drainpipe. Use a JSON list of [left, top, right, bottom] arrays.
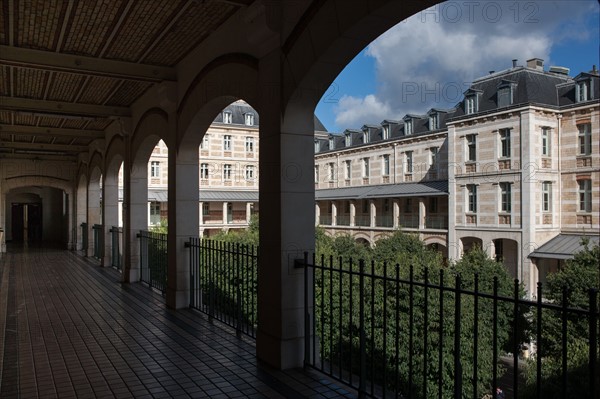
[[556, 114, 562, 230]]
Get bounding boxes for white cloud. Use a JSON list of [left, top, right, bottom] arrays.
[[331, 0, 597, 130]]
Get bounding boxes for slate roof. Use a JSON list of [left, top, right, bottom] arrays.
[[315, 64, 599, 154], [528, 234, 600, 260], [117, 189, 258, 202], [315, 181, 448, 200]]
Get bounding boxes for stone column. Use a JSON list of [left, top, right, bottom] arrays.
[[246, 202, 252, 223], [418, 198, 426, 230], [370, 199, 376, 228], [331, 201, 337, 226], [393, 199, 400, 229], [102, 174, 119, 267], [350, 201, 356, 227], [199, 201, 204, 227], [87, 177, 101, 256], [315, 203, 320, 226], [222, 202, 228, 224]]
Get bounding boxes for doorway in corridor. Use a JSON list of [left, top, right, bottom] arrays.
[[11, 203, 42, 243]]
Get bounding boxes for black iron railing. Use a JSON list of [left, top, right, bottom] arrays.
[[138, 230, 167, 295], [302, 254, 599, 399], [80, 222, 88, 253], [110, 226, 123, 271], [187, 238, 258, 338], [92, 224, 103, 259]]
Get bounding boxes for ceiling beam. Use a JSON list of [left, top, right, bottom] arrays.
[[0, 45, 176, 82], [0, 96, 131, 118], [0, 141, 89, 152], [0, 124, 105, 139], [0, 153, 78, 162]]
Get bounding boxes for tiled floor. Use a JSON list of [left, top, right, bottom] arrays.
[[0, 246, 356, 398]]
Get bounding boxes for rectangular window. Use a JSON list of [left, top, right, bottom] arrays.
[[345, 134, 351, 147], [405, 151, 413, 173], [404, 198, 412, 213], [314, 166, 319, 183], [467, 185, 477, 213], [382, 125, 390, 140], [467, 134, 476, 161], [429, 114, 439, 130], [200, 163, 209, 179], [223, 164, 232, 180], [579, 179, 592, 212], [223, 135, 232, 151], [245, 137, 254, 153], [429, 197, 438, 213], [576, 81, 588, 102], [362, 131, 370, 143], [344, 160, 351, 179], [500, 182, 512, 212], [578, 124, 591, 155], [223, 111, 232, 124], [542, 181, 552, 212], [150, 161, 160, 178], [405, 120, 413, 135], [541, 128, 551, 156], [244, 113, 254, 126], [362, 158, 370, 178], [497, 87, 512, 108], [315, 140, 320, 152], [465, 96, 476, 114], [327, 163, 335, 181], [430, 147, 439, 168], [202, 202, 210, 216], [382, 155, 390, 176], [245, 165, 255, 180], [200, 134, 209, 149], [500, 129, 511, 158], [149, 202, 161, 225], [329, 138, 334, 150]]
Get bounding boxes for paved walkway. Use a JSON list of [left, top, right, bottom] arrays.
[[0, 246, 355, 398]]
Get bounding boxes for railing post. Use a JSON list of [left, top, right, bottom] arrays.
[[236, 243, 242, 338], [561, 287, 568, 399], [188, 238, 194, 308], [589, 289, 598, 399], [303, 251, 310, 369], [359, 259, 366, 398], [454, 275, 462, 399]]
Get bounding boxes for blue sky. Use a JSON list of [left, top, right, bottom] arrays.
[[315, 0, 600, 133]]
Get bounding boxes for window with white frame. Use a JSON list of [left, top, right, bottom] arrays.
[[314, 166, 319, 183], [244, 113, 254, 126], [542, 181, 552, 212], [467, 184, 477, 213], [329, 137, 334, 150], [315, 140, 320, 152], [430, 147, 439, 169], [223, 164, 232, 180], [200, 163, 209, 179], [223, 135, 232, 151], [465, 96, 477, 114], [404, 119, 413, 135], [223, 111, 232, 124], [150, 161, 160, 178], [500, 129, 511, 158], [467, 134, 476, 162], [149, 202, 161, 225], [345, 133, 351, 147], [497, 86, 513, 108], [429, 113, 439, 130], [500, 182, 512, 212], [245, 137, 254, 153], [245, 165, 255, 180], [578, 124, 591, 155], [576, 81, 589, 103], [362, 130, 370, 144], [541, 128, 551, 156], [202, 202, 210, 216], [200, 134, 209, 149], [327, 163, 335, 181], [405, 151, 413, 173], [382, 125, 390, 140], [344, 160, 351, 180], [578, 179, 592, 212], [362, 158, 370, 178], [382, 154, 390, 176]]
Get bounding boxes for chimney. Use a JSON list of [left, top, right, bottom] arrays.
[[591, 65, 598, 76], [512, 59, 518, 68], [489, 70, 495, 75], [527, 58, 544, 71]]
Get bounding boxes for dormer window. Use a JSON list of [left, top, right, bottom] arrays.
[[362, 130, 370, 144], [329, 137, 334, 150], [576, 81, 589, 102], [244, 113, 254, 126], [382, 125, 390, 140], [404, 119, 413, 135], [223, 111, 232, 124], [345, 133, 351, 147], [496, 80, 516, 108], [465, 96, 477, 115], [314, 140, 320, 152], [429, 113, 439, 130]]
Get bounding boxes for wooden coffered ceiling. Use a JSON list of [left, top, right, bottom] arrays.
[[0, 0, 253, 161]]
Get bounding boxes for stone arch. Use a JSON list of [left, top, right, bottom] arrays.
[[177, 54, 260, 150], [353, 232, 373, 248], [131, 108, 170, 167]]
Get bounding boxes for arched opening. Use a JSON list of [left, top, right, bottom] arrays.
[[461, 236, 483, 254], [104, 147, 124, 269], [493, 238, 519, 279], [76, 173, 88, 253]]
